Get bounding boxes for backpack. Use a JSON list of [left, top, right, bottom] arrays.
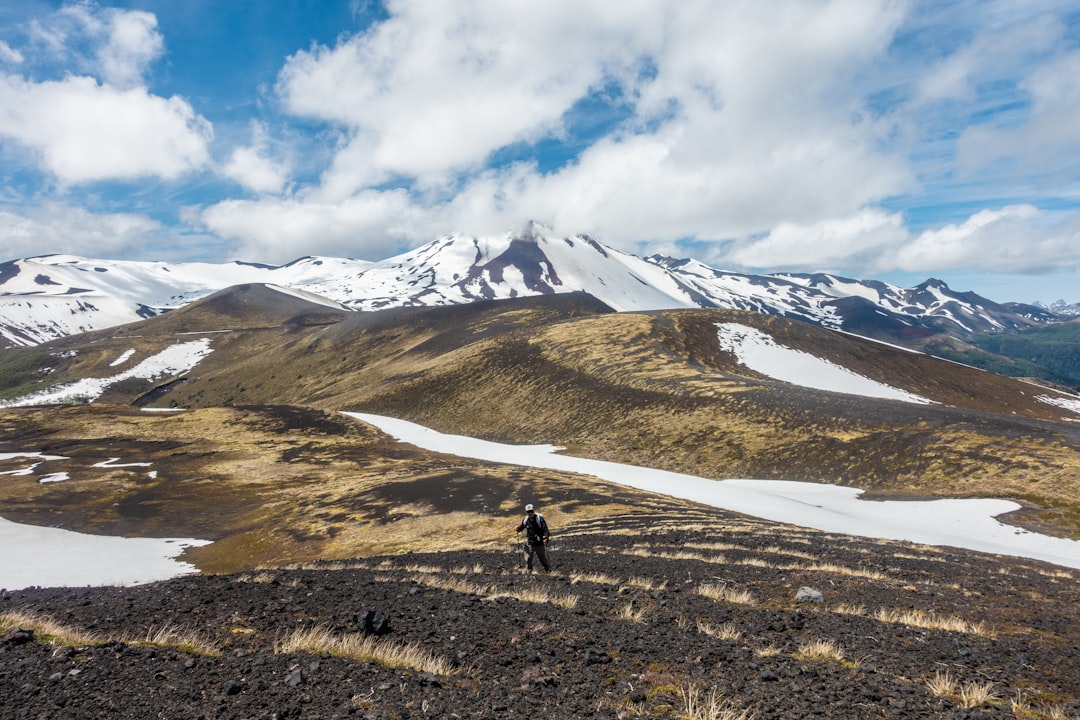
[[523, 513, 548, 544]]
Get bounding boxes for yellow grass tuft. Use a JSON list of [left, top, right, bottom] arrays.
[[0, 609, 100, 646], [831, 603, 867, 617], [924, 669, 959, 699], [696, 620, 741, 642], [616, 602, 648, 623], [958, 680, 998, 708], [873, 607, 993, 636], [127, 624, 220, 656], [485, 588, 579, 609], [696, 583, 755, 605], [278, 625, 452, 675], [409, 574, 491, 596], [795, 638, 845, 663], [678, 682, 754, 720], [568, 571, 621, 586], [625, 576, 668, 592], [234, 570, 277, 583]]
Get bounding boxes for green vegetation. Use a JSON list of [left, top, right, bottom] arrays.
[[968, 319, 1080, 388]]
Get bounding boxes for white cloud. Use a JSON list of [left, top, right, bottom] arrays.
[[276, 0, 666, 189], [715, 209, 909, 271], [0, 6, 209, 184], [958, 50, 1080, 180], [265, 0, 913, 256], [893, 205, 1080, 273], [0, 73, 211, 183], [200, 192, 431, 262], [0, 204, 164, 261], [94, 7, 164, 88], [28, 4, 164, 87], [0, 41, 23, 65], [222, 122, 289, 194]]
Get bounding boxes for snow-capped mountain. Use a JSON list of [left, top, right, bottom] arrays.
[[1038, 299, 1080, 317], [0, 226, 1061, 347]]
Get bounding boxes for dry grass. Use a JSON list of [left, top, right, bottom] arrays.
[[485, 587, 579, 609], [625, 548, 727, 564], [625, 576, 668, 592], [873, 607, 993, 636], [801, 562, 890, 581], [794, 638, 845, 663], [755, 644, 781, 658], [0, 610, 219, 656], [234, 570, 277, 583], [958, 680, 999, 708], [409, 574, 491, 596], [568, 571, 622, 586], [678, 683, 754, 720], [925, 671, 1000, 710], [925, 669, 957, 698], [0, 609, 100, 646], [696, 583, 755, 605], [831, 603, 867, 617], [278, 625, 452, 675], [696, 620, 741, 642], [127, 624, 220, 656], [616, 602, 648, 623]]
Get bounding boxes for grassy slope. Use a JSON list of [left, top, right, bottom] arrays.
[[2, 288, 1079, 551]]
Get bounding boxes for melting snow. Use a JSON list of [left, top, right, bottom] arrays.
[[0, 517, 209, 590], [716, 323, 933, 404], [0, 339, 213, 408], [347, 413, 1080, 571], [110, 348, 136, 366], [1037, 394, 1080, 418]]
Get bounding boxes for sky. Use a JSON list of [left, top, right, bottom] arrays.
[[1, 1, 1079, 304]]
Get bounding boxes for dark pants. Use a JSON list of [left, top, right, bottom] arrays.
[[524, 541, 550, 571]]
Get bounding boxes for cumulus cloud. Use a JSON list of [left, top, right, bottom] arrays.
[[0, 74, 211, 183], [0, 5, 210, 184], [200, 191, 431, 262], [715, 209, 909, 271], [277, 0, 663, 191], [222, 123, 289, 194], [894, 206, 1080, 274], [254, 0, 914, 258], [0, 204, 163, 261]]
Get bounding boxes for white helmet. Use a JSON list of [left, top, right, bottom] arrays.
[[525, 504, 534, 511]]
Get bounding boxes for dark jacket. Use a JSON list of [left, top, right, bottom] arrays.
[[516, 513, 549, 545]]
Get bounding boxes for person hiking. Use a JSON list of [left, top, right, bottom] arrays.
[[515, 503, 551, 572]]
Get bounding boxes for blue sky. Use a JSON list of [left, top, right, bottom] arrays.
[[1, 1, 1079, 304]]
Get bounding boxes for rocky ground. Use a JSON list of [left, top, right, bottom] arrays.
[[2, 507, 1079, 720]]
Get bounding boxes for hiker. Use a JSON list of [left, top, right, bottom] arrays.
[[515, 503, 551, 572]]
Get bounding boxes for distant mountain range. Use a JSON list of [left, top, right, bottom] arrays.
[[1, 225, 1076, 385]]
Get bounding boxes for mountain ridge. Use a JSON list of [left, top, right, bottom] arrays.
[[1, 230, 1062, 349]]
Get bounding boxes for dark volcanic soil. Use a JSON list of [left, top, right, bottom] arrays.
[[2, 513, 1079, 720]]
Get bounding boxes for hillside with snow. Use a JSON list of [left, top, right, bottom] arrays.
[[0, 226, 1059, 347]]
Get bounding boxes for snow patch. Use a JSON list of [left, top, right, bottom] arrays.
[[0, 517, 210, 590], [0, 339, 213, 407], [110, 348, 136, 366], [716, 323, 933, 404], [347, 412, 1080, 571], [1038, 394, 1080, 417]]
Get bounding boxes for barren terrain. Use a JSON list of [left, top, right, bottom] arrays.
[[4, 506, 1079, 719]]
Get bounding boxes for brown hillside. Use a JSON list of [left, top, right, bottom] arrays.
[[2, 291, 1078, 536]]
